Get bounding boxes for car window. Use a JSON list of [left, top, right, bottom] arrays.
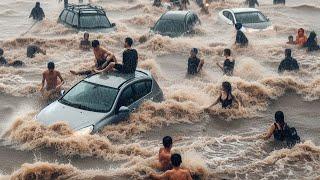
[[223, 11, 234, 23], [132, 80, 152, 101], [72, 14, 78, 26], [79, 15, 111, 28], [66, 11, 74, 25], [234, 12, 268, 24], [59, 81, 118, 113], [154, 20, 186, 34], [118, 86, 135, 107], [60, 10, 68, 21]]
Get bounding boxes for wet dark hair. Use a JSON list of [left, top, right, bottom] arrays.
[[235, 23, 242, 30], [171, 153, 182, 167], [47, 61, 55, 70], [163, 136, 172, 149], [298, 28, 304, 34], [285, 49, 292, 58], [191, 48, 198, 55], [36, 2, 40, 6], [224, 49, 231, 56], [84, 32, 89, 39], [275, 111, 285, 126], [125, 37, 133, 47], [288, 35, 293, 39], [92, 40, 100, 48], [0, 48, 3, 56], [222, 81, 232, 96]]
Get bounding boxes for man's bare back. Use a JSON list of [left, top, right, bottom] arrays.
[[159, 147, 172, 171], [164, 168, 192, 180]]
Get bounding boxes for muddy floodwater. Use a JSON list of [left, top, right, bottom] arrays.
[[0, 0, 320, 179]]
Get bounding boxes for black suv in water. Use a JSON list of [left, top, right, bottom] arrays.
[[151, 11, 201, 37]]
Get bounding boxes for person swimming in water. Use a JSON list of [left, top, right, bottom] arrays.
[[287, 35, 295, 45], [235, 23, 248, 47], [150, 153, 192, 180], [70, 40, 116, 76], [206, 81, 241, 110], [216, 48, 235, 76], [295, 28, 307, 46], [157, 136, 173, 171], [95, 37, 138, 74], [245, 0, 259, 8], [0, 48, 25, 67], [278, 49, 299, 73], [29, 2, 45, 21], [40, 62, 64, 98], [27, 43, 46, 58], [80, 32, 91, 51], [187, 48, 204, 75], [303, 31, 320, 52]]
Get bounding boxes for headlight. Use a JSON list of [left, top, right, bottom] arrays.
[[75, 126, 93, 136]]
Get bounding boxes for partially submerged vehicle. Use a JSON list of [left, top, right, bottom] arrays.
[[58, 4, 115, 29], [219, 8, 272, 30], [151, 11, 200, 37], [36, 69, 163, 134]]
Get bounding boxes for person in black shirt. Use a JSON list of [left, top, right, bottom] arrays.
[[235, 23, 248, 47], [29, 2, 45, 21], [27, 44, 46, 58], [187, 48, 204, 75], [97, 37, 138, 74], [303, 31, 320, 52], [278, 49, 299, 73], [80, 32, 91, 51], [245, 0, 259, 8], [217, 48, 235, 76]]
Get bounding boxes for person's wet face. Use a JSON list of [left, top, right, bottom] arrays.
[[190, 50, 196, 58], [84, 33, 89, 40], [298, 29, 304, 37], [288, 36, 294, 43], [47, 62, 55, 72]]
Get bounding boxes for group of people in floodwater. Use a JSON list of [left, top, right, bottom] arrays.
[[0, 1, 313, 179]]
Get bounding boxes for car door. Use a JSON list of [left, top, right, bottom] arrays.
[[130, 80, 153, 111]]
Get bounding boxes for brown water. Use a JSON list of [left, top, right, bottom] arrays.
[[0, 0, 320, 179]]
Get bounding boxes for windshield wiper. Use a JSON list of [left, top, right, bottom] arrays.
[[60, 99, 99, 112]]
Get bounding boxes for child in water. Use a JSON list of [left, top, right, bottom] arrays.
[[287, 35, 295, 45], [157, 136, 173, 171]]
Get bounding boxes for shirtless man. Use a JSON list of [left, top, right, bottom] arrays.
[[158, 136, 173, 171], [150, 153, 192, 180], [70, 40, 116, 76], [40, 62, 64, 97]]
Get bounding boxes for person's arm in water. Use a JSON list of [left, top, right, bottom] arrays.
[[150, 171, 170, 180], [206, 94, 221, 110], [197, 59, 204, 72], [38, 48, 46, 55], [278, 60, 285, 73], [40, 72, 46, 92], [56, 71, 65, 90], [29, 9, 35, 18], [216, 61, 224, 71], [233, 95, 242, 109], [186, 170, 193, 180], [262, 124, 276, 140]]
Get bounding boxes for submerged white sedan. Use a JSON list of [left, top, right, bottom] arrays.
[[219, 8, 272, 30]]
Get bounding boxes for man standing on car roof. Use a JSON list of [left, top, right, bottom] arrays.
[[245, 0, 259, 8]]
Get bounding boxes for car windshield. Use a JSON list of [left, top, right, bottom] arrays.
[[59, 81, 118, 113], [154, 20, 185, 34], [235, 12, 268, 24]]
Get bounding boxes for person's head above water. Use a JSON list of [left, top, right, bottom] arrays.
[[163, 136, 173, 149], [171, 153, 182, 168], [84, 32, 89, 40], [190, 48, 198, 57], [309, 31, 317, 40], [288, 35, 294, 42], [92, 40, 100, 49], [47, 61, 55, 71], [235, 23, 242, 30], [124, 37, 133, 48], [224, 48, 231, 57], [275, 111, 285, 126], [285, 49, 292, 58], [36, 2, 40, 7], [222, 81, 232, 95], [297, 28, 305, 37], [0, 48, 3, 56]]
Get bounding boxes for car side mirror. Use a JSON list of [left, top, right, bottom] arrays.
[[60, 90, 65, 96], [111, 23, 116, 27], [118, 106, 130, 114]]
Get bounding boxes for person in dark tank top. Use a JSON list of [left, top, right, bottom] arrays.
[[217, 48, 235, 76], [205, 81, 242, 110], [187, 48, 204, 75]]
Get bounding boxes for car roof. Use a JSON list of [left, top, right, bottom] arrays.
[[160, 11, 193, 21], [84, 69, 151, 89], [65, 4, 106, 15], [229, 8, 259, 13]]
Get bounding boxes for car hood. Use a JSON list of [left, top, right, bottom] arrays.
[[36, 101, 107, 130], [242, 21, 271, 30]]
